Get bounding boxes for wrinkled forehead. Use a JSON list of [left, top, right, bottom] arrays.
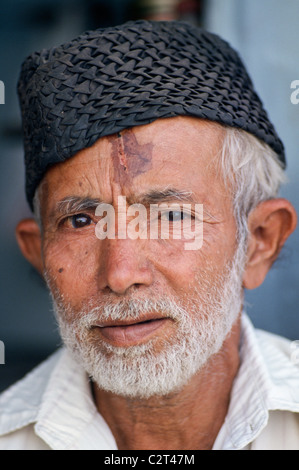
[[38, 117, 227, 213]]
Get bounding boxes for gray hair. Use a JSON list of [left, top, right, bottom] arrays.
[[33, 126, 286, 248], [219, 126, 286, 247]]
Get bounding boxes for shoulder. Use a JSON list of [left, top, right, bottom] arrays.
[[0, 349, 64, 445], [254, 327, 299, 411], [251, 409, 299, 450], [0, 425, 51, 450]]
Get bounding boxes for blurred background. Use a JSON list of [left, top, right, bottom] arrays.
[[0, 0, 298, 392]]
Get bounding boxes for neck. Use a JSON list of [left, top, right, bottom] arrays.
[[93, 319, 241, 450]]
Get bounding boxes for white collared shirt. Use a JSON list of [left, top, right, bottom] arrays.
[[0, 314, 299, 450]]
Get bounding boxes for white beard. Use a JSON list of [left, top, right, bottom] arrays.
[[49, 243, 246, 399]]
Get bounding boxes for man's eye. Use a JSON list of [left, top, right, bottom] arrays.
[[70, 214, 92, 229], [161, 211, 187, 222]]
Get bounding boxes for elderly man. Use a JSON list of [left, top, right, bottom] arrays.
[[0, 20, 298, 451]]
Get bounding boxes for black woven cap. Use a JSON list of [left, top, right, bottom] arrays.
[[18, 20, 286, 210]]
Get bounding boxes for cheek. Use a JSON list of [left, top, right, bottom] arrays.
[[150, 239, 203, 292], [43, 232, 99, 302], [159, 225, 237, 294]]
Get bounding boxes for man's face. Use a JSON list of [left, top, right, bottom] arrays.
[[39, 116, 245, 397]]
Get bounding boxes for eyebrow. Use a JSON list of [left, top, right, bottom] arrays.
[[52, 196, 103, 218], [136, 188, 196, 205], [51, 188, 197, 219]]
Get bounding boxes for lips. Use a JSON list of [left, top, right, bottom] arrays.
[[93, 316, 170, 347]]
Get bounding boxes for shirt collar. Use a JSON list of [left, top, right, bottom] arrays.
[[34, 350, 117, 450], [213, 314, 299, 450], [0, 350, 61, 436], [0, 349, 117, 450]]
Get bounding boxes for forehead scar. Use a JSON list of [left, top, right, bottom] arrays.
[[117, 132, 128, 171], [109, 129, 153, 184]]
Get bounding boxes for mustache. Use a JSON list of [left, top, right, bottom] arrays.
[[53, 295, 190, 329]]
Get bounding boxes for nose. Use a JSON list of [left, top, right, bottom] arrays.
[[97, 238, 154, 295]]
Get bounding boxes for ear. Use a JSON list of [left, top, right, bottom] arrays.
[[16, 219, 44, 275], [243, 199, 297, 289]]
